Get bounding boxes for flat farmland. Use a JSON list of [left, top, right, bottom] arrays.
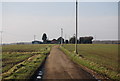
[[61, 44, 119, 79], [2, 44, 53, 79]]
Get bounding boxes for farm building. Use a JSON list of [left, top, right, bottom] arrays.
[[32, 41, 43, 44]]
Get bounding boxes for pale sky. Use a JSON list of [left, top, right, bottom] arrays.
[[0, 1, 119, 43]]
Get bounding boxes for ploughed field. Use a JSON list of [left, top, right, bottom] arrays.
[[61, 44, 119, 79], [2, 44, 53, 79]]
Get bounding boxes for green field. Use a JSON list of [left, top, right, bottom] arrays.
[[2, 44, 53, 79], [1, 44, 120, 80], [61, 44, 119, 79]]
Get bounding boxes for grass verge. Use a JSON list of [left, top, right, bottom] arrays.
[[60, 46, 120, 80]]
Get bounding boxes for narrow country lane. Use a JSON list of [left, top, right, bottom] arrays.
[[43, 45, 95, 80]]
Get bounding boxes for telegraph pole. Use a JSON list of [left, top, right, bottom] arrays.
[[75, 0, 78, 54], [61, 28, 63, 46]]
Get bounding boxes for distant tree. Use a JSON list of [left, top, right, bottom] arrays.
[[42, 33, 47, 43], [69, 36, 75, 44], [57, 37, 64, 44], [69, 36, 78, 44], [65, 40, 69, 44], [52, 39, 57, 41]]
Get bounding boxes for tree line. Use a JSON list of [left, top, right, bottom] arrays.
[[32, 33, 93, 44]]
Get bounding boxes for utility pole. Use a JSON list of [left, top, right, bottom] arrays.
[[34, 35, 36, 41], [75, 0, 78, 54], [61, 28, 63, 46]]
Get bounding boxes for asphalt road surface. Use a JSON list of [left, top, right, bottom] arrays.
[[43, 45, 95, 80]]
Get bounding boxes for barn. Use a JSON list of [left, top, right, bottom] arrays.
[[32, 41, 43, 44]]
